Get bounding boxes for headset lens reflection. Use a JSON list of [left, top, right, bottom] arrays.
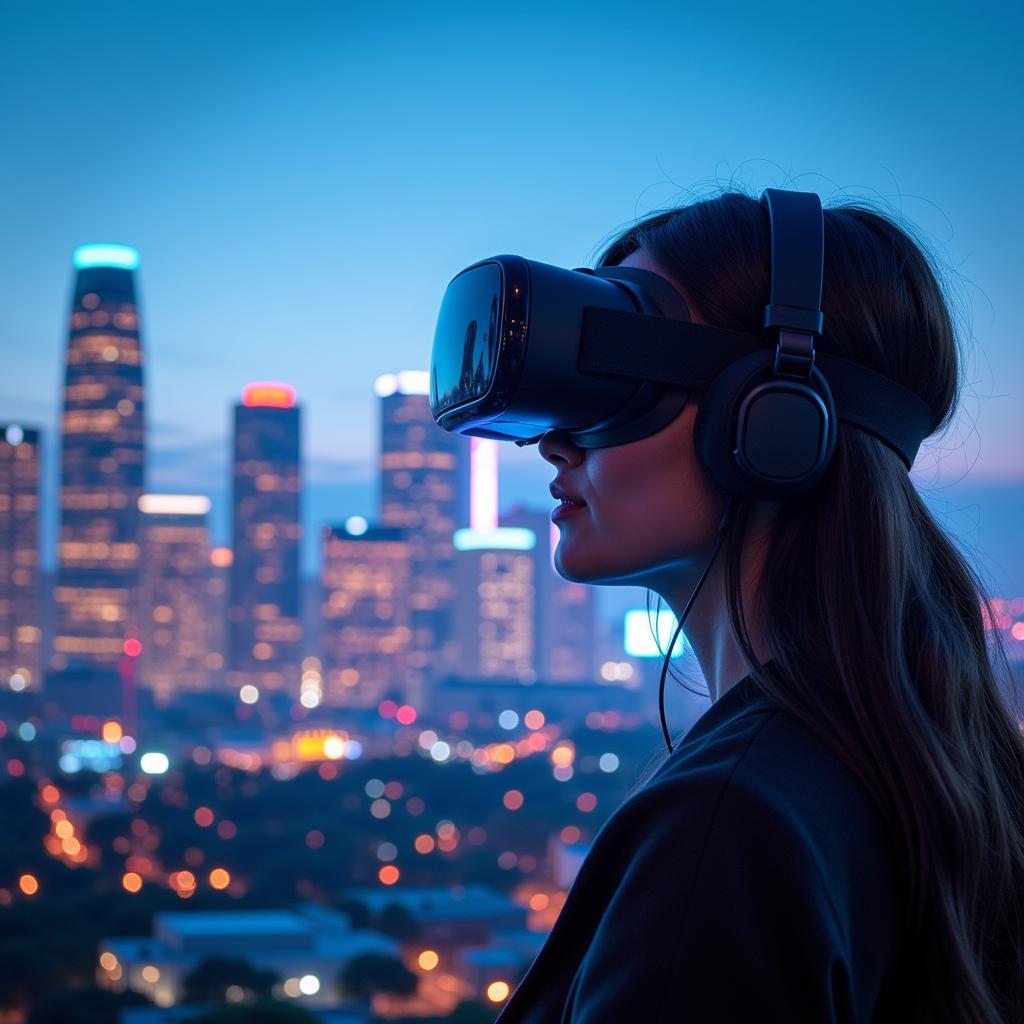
[[430, 262, 502, 414]]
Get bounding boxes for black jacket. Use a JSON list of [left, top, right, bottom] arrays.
[[494, 665, 910, 1023]]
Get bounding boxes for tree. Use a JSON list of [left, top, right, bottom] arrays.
[[186, 999, 321, 1024], [375, 901, 421, 941], [0, 940, 59, 1013], [337, 952, 418, 1001], [27, 984, 149, 1024], [334, 897, 372, 928], [182, 956, 279, 1003]]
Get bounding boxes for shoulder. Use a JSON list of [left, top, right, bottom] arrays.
[[649, 707, 903, 919], [565, 708, 905, 1021]]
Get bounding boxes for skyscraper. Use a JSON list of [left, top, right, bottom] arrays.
[[376, 371, 470, 706], [54, 244, 146, 669], [0, 424, 41, 690], [502, 504, 597, 682], [227, 383, 302, 694], [138, 494, 217, 703], [451, 526, 538, 683], [320, 518, 412, 708]]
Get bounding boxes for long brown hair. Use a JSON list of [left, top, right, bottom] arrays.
[[596, 189, 1024, 1022]]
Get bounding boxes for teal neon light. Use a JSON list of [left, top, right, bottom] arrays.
[[453, 527, 536, 551], [624, 609, 691, 658], [72, 244, 141, 270]]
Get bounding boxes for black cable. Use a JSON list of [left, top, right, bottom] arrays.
[[659, 496, 739, 754]]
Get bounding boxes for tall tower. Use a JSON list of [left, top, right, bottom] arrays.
[[502, 504, 597, 682], [54, 244, 145, 670], [138, 494, 217, 703], [320, 518, 412, 708], [227, 383, 302, 695], [0, 424, 41, 690], [450, 527, 537, 682], [375, 371, 470, 706]]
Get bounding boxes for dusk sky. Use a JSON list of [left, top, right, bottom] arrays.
[[2, 0, 1021, 606]]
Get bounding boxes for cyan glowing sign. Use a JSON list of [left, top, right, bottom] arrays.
[[72, 244, 141, 270]]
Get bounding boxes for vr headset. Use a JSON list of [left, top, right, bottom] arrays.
[[428, 188, 935, 501]]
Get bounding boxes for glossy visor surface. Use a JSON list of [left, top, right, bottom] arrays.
[[429, 262, 503, 416]]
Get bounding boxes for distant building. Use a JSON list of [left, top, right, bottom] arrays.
[[98, 904, 395, 1009], [0, 424, 41, 689], [450, 527, 537, 683], [320, 519, 413, 707], [55, 244, 146, 669], [376, 371, 470, 706], [502, 504, 597, 682], [227, 383, 302, 695], [336, 884, 528, 949], [138, 494, 218, 702]]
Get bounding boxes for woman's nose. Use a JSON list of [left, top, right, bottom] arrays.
[[538, 429, 583, 465]]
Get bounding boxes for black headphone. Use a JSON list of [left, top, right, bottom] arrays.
[[693, 189, 837, 502]]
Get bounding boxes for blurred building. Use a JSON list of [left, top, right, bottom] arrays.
[[450, 527, 537, 683], [320, 518, 413, 707], [227, 383, 302, 695], [376, 371, 470, 707], [98, 904, 395, 1010], [0, 423, 41, 690], [54, 244, 146, 670], [138, 494, 218, 703], [502, 504, 596, 682]]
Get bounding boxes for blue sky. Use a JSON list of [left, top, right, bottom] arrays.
[[1, 0, 1021, 603]]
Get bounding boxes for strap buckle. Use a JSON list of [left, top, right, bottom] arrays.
[[772, 330, 816, 380]]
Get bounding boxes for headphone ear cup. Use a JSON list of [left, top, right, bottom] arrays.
[[694, 351, 838, 501], [694, 352, 773, 500]]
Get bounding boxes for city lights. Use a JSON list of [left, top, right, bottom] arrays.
[[452, 526, 536, 551], [623, 609, 691, 658], [240, 381, 296, 408], [71, 243, 141, 270], [139, 752, 170, 774], [137, 493, 212, 516]]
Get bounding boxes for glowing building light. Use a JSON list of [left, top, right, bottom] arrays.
[[209, 867, 231, 889], [138, 494, 212, 516], [210, 546, 233, 568], [123, 638, 143, 658], [344, 515, 368, 535], [487, 980, 511, 1003], [470, 437, 499, 532], [299, 975, 320, 995], [373, 370, 429, 397], [239, 685, 260, 704], [241, 382, 296, 409], [139, 752, 169, 774], [624, 609, 691, 658], [72, 243, 141, 270], [4, 425, 24, 445], [453, 527, 535, 551]]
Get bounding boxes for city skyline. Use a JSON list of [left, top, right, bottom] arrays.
[[3, 2, 1022, 607]]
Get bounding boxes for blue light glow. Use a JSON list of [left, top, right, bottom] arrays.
[[72, 244, 141, 270], [453, 527, 536, 551], [624, 609, 691, 658]]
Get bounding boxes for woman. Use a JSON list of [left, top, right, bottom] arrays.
[[494, 192, 1024, 1023]]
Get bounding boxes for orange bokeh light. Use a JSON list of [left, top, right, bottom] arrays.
[[242, 382, 296, 409], [210, 546, 233, 568], [209, 868, 231, 890]]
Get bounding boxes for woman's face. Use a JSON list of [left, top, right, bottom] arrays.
[[539, 248, 728, 590]]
